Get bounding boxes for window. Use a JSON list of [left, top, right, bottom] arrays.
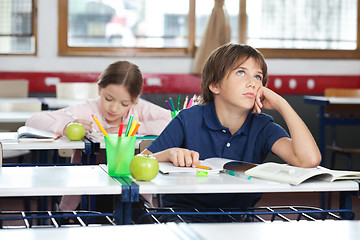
[[0, 0, 36, 55], [59, 0, 360, 59]]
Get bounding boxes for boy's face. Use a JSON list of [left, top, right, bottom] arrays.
[[210, 57, 263, 111], [98, 84, 134, 125]]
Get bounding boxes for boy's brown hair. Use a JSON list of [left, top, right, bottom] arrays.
[[201, 44, 268, 104], [98, 61, 143, 103]]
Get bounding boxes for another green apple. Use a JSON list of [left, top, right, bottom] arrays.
[[130, 154, 159, 181], [65, 122, 85, 141]]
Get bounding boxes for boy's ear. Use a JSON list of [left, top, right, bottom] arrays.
[[209, 83, 220, 94], [98, 85, 101, 96]]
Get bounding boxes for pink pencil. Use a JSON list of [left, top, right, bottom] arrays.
[[187, 97, 194, 108]]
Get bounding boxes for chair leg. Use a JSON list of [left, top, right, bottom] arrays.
[[345, 153, 353, 170]]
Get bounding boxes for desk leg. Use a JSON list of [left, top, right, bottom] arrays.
[[339, 191, 355, 220]]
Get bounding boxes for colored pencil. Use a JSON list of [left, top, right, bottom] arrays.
[[128, 120, 137, 137], [118, 122, 124, 137], [169, 98, 176, 112], [124, 115, 134, 137], [165, 100, 173, 111], [129, 122, 141, 136], [183, 95, 189, 109], [91, 114, 109, 137], [196, 165, 212, 170], [177, 94, 181, 111]]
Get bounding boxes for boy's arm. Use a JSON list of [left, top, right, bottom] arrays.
[[254, 87, 321, 168]]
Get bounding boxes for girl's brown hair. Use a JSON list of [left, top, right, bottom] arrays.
[[98, 61, 143, 102], [201, 44, 268, 104]]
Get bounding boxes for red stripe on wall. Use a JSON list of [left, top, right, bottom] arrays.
[[0, 71, 360, 95]]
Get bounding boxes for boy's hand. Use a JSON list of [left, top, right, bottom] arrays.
[[253, 87, 282, 114], [169, 148, 200, 168]]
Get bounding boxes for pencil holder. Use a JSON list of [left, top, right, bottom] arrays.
[[104, 134, 136, 177], [171, 110, 180, 119]]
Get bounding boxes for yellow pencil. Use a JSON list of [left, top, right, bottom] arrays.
[[196, 165, 212, 170], [127, 120, 137, 137], [91, 114, 109, 137]]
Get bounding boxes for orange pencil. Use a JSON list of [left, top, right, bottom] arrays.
[[129, 122, 141, 136], [196, 165, 212, 170]]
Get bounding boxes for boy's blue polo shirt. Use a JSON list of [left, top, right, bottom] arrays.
[[148, 101, 289, 209]]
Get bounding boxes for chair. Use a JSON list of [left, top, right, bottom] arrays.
[[0, 80, 29, 98], [56, 82, 98, 100], [139, 139, 154, 153], [325, 88, 360, 170], [0, 101, 42, 161]]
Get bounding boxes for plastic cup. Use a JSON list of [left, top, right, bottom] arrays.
[[104, 134, 136, 177], [171, 110, 180, 119]]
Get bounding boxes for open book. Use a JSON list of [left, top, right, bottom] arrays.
[[244, 162, 360, 185], [17, 126, 61, 142], [159, 158, 251, 174]]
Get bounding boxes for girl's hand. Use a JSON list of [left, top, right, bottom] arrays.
[[169, 148, 200, 168], [73, 119, 93, 133]]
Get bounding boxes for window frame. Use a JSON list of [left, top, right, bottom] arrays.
[[58, 0, 360, 59], [0, 0, 38, 56]]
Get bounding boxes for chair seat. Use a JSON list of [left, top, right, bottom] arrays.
[[3, 150, 31, 159]]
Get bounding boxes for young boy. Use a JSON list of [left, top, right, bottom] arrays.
[[142, 43, 321, 211]]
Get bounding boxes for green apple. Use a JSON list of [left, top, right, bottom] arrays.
[[130, 154, 159, 181], [65, 122, 85, 141]]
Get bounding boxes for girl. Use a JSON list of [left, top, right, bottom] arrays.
[[26, 60, 171, 210], [142, 44, 321, 214]]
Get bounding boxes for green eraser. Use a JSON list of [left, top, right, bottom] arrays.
[[196, 170, 208, 177]]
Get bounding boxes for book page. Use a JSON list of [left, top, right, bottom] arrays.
[[315, 166, 360, 181], [17, 126, 60, 140], [244, 162, 328, 185]]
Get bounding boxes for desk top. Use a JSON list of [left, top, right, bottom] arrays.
[[0, 111, 39, 123], [107, 165, 359, 194], [304, 95, 360, 105], [0, 132, 85, 150], [41, 97, 87, 109], [0, 165, 122, 197], [0, 221, 359, 239], [0, 224, 181, 239], [186, 220, 360, 240], [0, 97, 86, 109]]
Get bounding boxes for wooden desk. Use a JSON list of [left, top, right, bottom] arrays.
[[304, 95, 360, 165]]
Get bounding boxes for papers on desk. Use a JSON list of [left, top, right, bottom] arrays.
[[17, 126, 61, 142], [245, 162, 360, 185]]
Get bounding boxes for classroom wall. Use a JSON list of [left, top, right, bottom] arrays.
[[1, 0, 359, 169]]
